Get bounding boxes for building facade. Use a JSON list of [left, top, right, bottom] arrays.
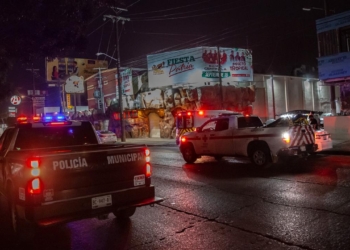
[[86, 68, 335, 139]]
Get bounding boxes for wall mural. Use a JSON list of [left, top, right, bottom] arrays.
[[135, 84, 255, 111], [119, 84, 255, 138]]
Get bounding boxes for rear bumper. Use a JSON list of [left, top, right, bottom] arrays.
[[277, 144, 317, 157], [17, 185, 163, 227]]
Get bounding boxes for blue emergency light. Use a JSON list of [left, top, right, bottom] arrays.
[[44, 116, 53, 122]]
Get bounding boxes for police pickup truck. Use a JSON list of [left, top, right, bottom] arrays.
[[179, 113, 317, 167], [0, 115, 162, 240]]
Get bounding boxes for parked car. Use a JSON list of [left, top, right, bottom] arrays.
[[96, 130, 118, 143]]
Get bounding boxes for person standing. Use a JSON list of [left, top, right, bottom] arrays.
[[71, 61, 79, 76], [51, 66, 59, 80], [308, 111, 318, 130], [229, 50, 234, 61]]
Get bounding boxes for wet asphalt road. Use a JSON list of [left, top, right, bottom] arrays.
[[1, 146, 350, 250]]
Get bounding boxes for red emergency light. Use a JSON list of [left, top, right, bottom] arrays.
[[17, 116, 28, 123], [187, 112, 192, 116], [198, 110, 204, 116], [33, 116, 41, 122]]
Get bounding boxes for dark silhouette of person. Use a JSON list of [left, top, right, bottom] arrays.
[[240, 52, 246, 62], [51, 66, 59, 80], [308, 111, 319, 130], [202, 50, 208, 63], [235, 52, 241, 61], [213, 50, 218, 64], [208, 50, 213, 63], [221, 50, 227, 64], [71, 61, 79, 76], [229, 51, 234, 61]]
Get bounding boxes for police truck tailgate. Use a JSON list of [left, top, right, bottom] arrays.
[[6, 144, 158, 225]]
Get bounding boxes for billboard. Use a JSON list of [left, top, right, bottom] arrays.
[[46, 57, 108, 93], [147, 47, 253, 88], [318, 52, 350, 81]]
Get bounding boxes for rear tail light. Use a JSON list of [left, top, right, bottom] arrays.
[[27, 178, 42, 194], [146, 163, 151, 178], [27, 158, 41, 177], [33, 116, 41, 122], [198, 110, 204, 116], [145, 149, 151, 177], [17, 116, 28, 124], [145, 148, 151, 162]]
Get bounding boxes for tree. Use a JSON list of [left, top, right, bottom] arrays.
[[0, 0, 123, 98]]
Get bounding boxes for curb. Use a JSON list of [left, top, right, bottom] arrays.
[[316, 150, 350, 155]]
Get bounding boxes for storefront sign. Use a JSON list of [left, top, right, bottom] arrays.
[[316, 10, 350, 34], [318, 52, 350, 80], [10, 95, 21, 105]]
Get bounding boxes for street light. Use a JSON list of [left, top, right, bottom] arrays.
[[96, 52, 125, 142], [96, 52, 118, 61], [302, 7, 324, 12], [302, 0, 329, 16]]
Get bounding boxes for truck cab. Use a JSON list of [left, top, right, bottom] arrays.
[[175, 110, 238, 145]]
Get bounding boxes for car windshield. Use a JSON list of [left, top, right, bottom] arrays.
[[237, 117, 263, 128], [15, 123, 98, 149], [264, 118, 291, 127]]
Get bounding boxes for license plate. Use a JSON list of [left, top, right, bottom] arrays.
[[134, 174, 145, 186], [300, 145, 306, 151], [92, 195, 112, 209]]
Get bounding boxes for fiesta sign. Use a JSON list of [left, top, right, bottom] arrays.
[[147, 46, 253, 88]]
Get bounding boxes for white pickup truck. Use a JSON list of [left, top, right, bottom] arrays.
[[178, 114, 317, 167]]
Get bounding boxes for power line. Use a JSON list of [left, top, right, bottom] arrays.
[[126, 0, 212, 16]]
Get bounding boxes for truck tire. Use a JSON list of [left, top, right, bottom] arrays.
[[181, 144, 197, 163], [249, 146, 271, 168], [113, 207, 136, 219], [8, 186, 36, 241]]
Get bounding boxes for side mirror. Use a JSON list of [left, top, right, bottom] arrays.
[[195, 127, 202, 132]]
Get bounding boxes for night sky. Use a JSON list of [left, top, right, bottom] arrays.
[[9, 0, 350, 89]]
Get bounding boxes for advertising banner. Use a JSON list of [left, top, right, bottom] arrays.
[[318, 52, 350, 80], [316, 10, 350, 34], [46, 57, 108, 93], [147, 47, 253, 88]]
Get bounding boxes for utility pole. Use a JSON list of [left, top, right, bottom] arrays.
[[104, 10, 130, 142], [94, 67, 107, 113], [271, 75, 276, 119], [217, 46, 224, 109], [26, 65, 40, 116]]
